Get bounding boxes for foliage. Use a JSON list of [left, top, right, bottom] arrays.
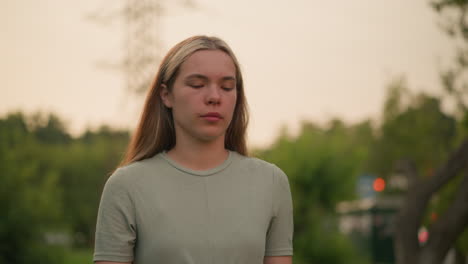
[[0, 112, 129, 263], [370, 78, 457, 178], [63, 248, 93, 264], [432, 0, 468, 117], [0, 113, 65, 264], [431, 0, 468, 258], [57, 126, 129, 247], [255, 119, 374, 264], [370, 76, 468, 262]]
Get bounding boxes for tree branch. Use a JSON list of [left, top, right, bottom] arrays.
[[395, 159, 424, 264], [421, 168, 468, 263], [424, 140, 468, 195], [395, 139, 468, 264]]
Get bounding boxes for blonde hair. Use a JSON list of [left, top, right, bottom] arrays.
[[119, 35, 249, 167]]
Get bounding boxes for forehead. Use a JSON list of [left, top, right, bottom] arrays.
[[178, 49, 236, 78]]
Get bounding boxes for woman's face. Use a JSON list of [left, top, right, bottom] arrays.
[[161, 49, 237, 144]]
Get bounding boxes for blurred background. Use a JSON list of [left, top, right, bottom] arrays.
[[1, 0, 468, 263]]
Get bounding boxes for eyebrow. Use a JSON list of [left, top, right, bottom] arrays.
[[185, 74, 236, 82]]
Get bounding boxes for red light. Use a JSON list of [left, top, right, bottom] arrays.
[[431, 212, 438, 222], [418, 227, 429, 244], [373, 178, 385, 192]]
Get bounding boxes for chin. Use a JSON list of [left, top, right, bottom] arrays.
[[197, 129, 226, 142]]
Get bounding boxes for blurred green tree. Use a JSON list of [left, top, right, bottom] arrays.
[[369, 78, 468, 264], [255, 119, 374, 264], [57, 126, 129, 247], [0, 111, 129, 264], [0, 113, 65, 264], [369, 78, 457, 177], [28, 112, 71, 145], [378, 1, 468, 263]]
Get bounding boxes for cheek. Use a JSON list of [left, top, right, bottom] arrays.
[[226, 89, 237, 103], [226, 94, 238, 119], [230, 93, 238, 111], [173, 92, 197, 110], [172, 95, 203, 124]]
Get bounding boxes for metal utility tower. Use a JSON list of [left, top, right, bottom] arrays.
[[90, 0, 194, 94], [122, 0, 164, 94]]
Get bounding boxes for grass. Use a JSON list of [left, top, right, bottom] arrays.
[[63, 247, 94, 264]]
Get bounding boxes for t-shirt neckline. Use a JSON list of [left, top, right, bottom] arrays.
[[159, 150, 234, 176]]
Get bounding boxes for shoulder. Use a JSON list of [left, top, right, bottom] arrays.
[[120, 154, 166, 175], [104, 154, 166, 191], [234, 152, 274, 170], [233, 152, 289, 183]]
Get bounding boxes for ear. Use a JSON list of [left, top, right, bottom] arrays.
[[160, 84, 173, 108]]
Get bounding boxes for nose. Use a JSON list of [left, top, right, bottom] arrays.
[[205, 85, 221, 105]]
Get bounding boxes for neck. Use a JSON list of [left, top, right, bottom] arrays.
[[166, 135, 229, 171]]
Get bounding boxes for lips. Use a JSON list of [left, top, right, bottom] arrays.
[[201, 112, 222, 118], [201, 112, 223, 121]]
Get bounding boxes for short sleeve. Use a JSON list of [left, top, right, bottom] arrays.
[[94, 168, 137, 262], [265, 165, 294, 256]]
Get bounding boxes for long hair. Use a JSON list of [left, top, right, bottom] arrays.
[[119, 35, 249, 167]]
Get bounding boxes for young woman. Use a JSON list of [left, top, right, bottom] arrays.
[[94, 35, 293, 264]]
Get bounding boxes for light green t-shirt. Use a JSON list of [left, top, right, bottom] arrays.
[[94, 151, 294, 264]]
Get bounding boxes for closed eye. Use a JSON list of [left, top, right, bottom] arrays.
[[222, 87, 235, 91]]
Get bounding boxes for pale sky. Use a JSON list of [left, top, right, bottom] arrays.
[[1, 0, 454, 147]]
